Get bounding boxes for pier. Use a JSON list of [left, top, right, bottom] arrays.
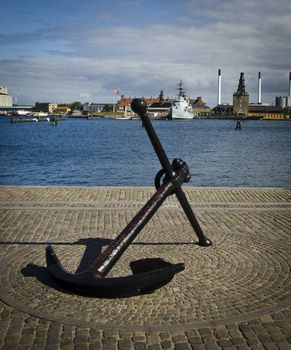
[[0, 186, 290, 348]]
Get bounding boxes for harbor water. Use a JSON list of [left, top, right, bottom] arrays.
[[0, 117, 290, 187]]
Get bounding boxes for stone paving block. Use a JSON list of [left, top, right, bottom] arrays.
[[237, 345, 251, 350], [89, 344, 103, 350], [134, 342, 147, 350], [204, 344, 220, 350], [118, 339, 133, 350], [277, 342, 291, 350], [174, 343, 191, 350]]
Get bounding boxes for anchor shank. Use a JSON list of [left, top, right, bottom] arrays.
[[141, 115, 173, 178], [131, 99, 173, 179], [89, 181, 174, 277]]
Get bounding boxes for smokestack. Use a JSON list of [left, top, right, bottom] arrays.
[[217, 69, 222, 105], [258, 72, 262, 104], [289, 72, 291, 97]]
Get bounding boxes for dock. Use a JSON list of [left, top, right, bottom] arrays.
[[0, 186, 290, 349]]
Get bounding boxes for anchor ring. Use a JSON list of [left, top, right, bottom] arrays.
[[154, 169, 166, 190]]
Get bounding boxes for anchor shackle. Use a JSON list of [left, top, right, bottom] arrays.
[[155, 158, 191, 191]]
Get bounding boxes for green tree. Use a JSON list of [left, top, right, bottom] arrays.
[[71, 101, 83, 110], [102, 104, 113, 112]]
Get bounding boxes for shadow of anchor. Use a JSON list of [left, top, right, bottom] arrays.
[[22, 237, 178, 297]]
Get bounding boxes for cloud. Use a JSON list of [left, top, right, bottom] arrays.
[[0, 0, 290, 106]]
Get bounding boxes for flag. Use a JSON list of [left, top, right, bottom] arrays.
[[114, 88, 121, 95]]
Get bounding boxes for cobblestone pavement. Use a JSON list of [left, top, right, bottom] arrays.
[[0, 186, 290, 349]]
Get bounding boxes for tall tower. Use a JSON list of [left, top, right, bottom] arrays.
[[258, 72, 262, 104], [217, 69, 222, 105], [287, 72, 291, 107], [233, 73, 249, 116]]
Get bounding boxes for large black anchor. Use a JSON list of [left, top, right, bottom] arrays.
[[46, 98, 212, 297]]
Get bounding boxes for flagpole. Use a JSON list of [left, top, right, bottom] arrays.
[[113, 88, 121, 114]]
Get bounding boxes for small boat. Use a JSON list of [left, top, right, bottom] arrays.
[[12, 110, 31, 116], [115, 116, 132, 120], [34, 112, 49, 117], [10, 117, 38, 123], [171, 81, 193, 120]]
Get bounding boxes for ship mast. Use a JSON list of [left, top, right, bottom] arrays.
[[177, 80, 186, 98]]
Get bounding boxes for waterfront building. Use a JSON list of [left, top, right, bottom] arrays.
[[34, 102, 58, 114], [233, 73, 249, 116], [276, 96, 288, 108], [0, 85, 13, 107], [191, 96, 210, 117], [83, 102, 106, 113], [248, 105, 284, 119], [274, 73, 291, 109], [52, 106, 71, 115], [117, 95, 161, 111], [211, 104, 233, 116], [212, 103, 283, 119], [147, 90, 172, 119], [118, 93, 167, 118]]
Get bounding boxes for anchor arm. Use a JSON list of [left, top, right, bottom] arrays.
[[175, 187, 212, 246], [88, 181, 174, 276]]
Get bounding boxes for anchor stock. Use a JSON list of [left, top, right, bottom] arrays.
[[46, 98, 212, 297]]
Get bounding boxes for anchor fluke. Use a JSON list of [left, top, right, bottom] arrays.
[[46, 246, 184, 297]]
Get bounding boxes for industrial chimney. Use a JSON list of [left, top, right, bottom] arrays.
[[258, 72, 262, 104], [289, 72, 291, 97], [217, 69, 222, 105]]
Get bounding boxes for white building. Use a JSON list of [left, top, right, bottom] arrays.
[[0, 85, 13, 107], [83, 102, 106, 113], [276, 96, 291, 108]]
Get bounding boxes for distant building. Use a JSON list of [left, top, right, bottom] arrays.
[[191, 96, 210, 117], [248, 105, 284, 119], [0, 85, 13, 107], [117, 92, 169, 118], [275, 72, 291, 108], [233, 73, 249, 116], [117, 95, 161, 111], [147, 90, 172, 119], [52, 106, 71, 115], [211, 104, 233, 116], [34, 102, 58, 114], [276, 96, 291, 108], [83, 102, 106, 113]]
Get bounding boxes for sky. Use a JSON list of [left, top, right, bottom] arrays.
[[0, 0, 290, 107]]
